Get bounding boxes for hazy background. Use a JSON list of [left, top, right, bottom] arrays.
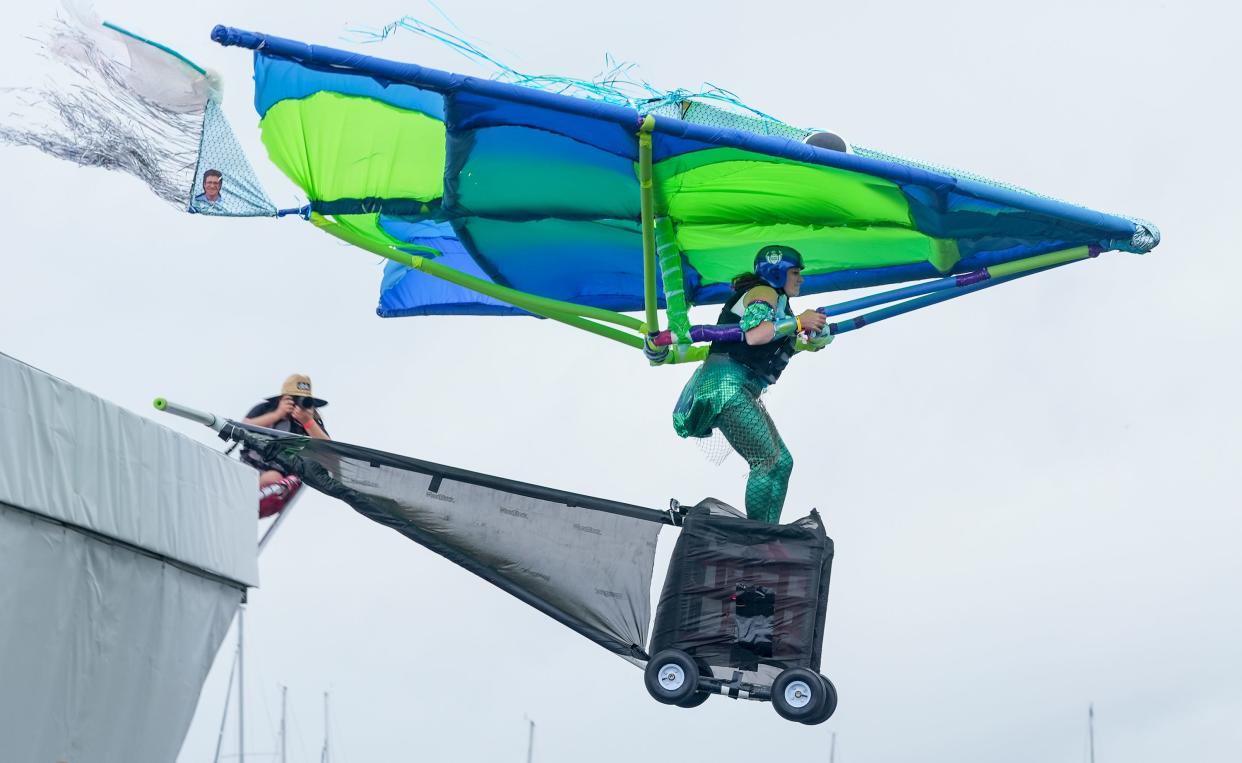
[[2, 0, 1238, 760]]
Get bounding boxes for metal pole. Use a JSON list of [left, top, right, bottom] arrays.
[[281, 685, 287, 763], [1088, 703, 1095, 763], [238, 606, 245, 763], [830, 731, 836, 763], [321, 692, 330, 763], [211, 648, 239, 763], [526, 718, 535, 763], [152, 397, 223, 429], [258, 493, 301, 554]]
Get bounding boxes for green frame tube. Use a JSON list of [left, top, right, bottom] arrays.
[[675, 345, 710, 364], [987, 246, 1091, 278], [656, 217, 692, 344], [638, 115, 660, 337], [413, 254, 645, 330]]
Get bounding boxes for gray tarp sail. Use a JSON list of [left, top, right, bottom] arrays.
[[245, 430, 665, 661]]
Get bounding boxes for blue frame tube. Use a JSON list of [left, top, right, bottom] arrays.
[[207, 23, 1142, 236], [816, 273, 970, 317], [816, 245, 1091, 317], [825, 263, 1069, 336]]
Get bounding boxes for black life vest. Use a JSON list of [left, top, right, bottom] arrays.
[[708, 288, 796, 385]]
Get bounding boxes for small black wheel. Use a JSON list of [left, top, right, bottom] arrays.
[[771, 667, 828, 722], [799, 674, 838, 725], [644, 649, 700, 705], [677, 689, 711, 708]]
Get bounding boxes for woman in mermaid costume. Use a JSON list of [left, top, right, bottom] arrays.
[[673, 245, 830, 523]]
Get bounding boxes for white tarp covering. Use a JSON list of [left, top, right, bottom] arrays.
[[0, 352, 257, 762], [0, 352, 257, 583]]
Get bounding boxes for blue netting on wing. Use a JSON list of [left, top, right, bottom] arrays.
[[650, 99, 809, 142], [188, 97, 276, 217]]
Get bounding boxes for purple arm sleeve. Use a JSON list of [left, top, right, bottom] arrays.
[[649, 324, 745, 347], [689, 324, 744, 343]]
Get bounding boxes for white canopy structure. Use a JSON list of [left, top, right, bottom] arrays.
[[0, 352, 257, 763]]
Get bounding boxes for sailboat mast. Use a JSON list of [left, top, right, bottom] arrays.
[[238, 606, 246, 763], [280, 685, 287, 763], [321, 691, 330, 763], [211, 648, 239, 763], [527, 718, 535, 763], [1088, 703, 1096, 763]]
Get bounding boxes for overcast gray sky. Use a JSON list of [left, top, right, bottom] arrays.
[[2, 0, 1239, 761]]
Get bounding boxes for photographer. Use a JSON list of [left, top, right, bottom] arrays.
[[241, 374, 330, 490]]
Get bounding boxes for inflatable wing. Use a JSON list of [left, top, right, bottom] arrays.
[[213, 25, 1158, 356]]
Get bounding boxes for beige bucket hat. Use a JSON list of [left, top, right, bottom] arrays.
[[267, 373, 328, 408]]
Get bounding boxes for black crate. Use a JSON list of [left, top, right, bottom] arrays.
[[651, 499, 833, 677]]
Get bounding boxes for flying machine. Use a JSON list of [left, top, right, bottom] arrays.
[[4, 12, 1163, 723], [209, 25, 1158, 363], [2, 15, 1159, 366]]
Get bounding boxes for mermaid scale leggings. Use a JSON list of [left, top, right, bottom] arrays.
[[715, 395, 793, 524]]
